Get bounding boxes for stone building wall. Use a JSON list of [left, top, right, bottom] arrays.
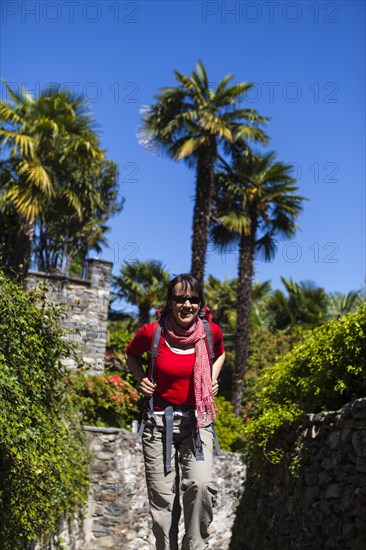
[[26, 259, 112, 372], [230, 398, 366, 550], [54, 428, 246, 550]]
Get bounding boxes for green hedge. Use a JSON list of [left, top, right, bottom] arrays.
[[0, 272, 89, 549], [243, 302, 366, 468], [214, 396, 246, 452]]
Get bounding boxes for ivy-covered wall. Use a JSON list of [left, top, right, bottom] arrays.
[[230, 398, 366, 550], [26, 259, 112, 372], [0, 271, 90, 548]]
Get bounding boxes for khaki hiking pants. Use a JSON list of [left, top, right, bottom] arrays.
[[142, 413, 217, 550]]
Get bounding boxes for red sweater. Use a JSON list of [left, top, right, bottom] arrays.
[[125, 322, 224, 407]]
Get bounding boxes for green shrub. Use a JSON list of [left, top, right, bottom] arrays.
[[108, 317, 137, 355], [0, 272, 89, 549], [218, 328, 302, 404], [243, 303, 366, 468], [214, 396, 246, 452], [66, 370, 139, 428], [247, 326, 303, 375]]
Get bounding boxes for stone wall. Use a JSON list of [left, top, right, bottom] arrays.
[[55, 427, 246, 549], [230, 398, 366, 550], [26, 259, 112, 372]]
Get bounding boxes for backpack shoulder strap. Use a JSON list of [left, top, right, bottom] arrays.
[[149, 318, 163, 382], [145, 319, 164, 418], [202, 319, 215, 362]]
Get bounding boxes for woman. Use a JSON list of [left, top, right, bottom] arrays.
[[125, 273, 225, 550]]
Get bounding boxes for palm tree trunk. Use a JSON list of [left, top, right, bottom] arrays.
[[190, 143, 216, 284], [138, 304, 151, 328], [232, 232, 255, 415]]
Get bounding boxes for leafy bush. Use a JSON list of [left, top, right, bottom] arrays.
[[242, 303, 366, 468], [108, 316, 137, 356], [0, 272, 89, 549], [214, 396, 246, 452], [247, 326, 303, 374], [66, 370, 139, 428], [218, 328, 302, 404]]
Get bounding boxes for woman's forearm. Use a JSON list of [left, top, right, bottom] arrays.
[[211, 352, 225, 396], [212, 352, 225, 381], [126, 354, 156, 396], [126, 354, 145, 382]]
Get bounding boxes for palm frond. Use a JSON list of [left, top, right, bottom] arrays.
[[200, 113, 233, 141], [212, 81, 250, 107], [63, 189, 83, 219], [2, 80, 34, 106], [195, 61, 209, 91], [0, 130, 35, 158], [214, 74, 235, 97], [210, 223, 238, 248], [255, 231, 278, 261], [0, 102, 23, 125], [3, 185, 43, 220], [18, 160, 54, 195], [234, 125, 269, 143], [219, 212, 251, 235], [174, 136, 205, 159], [35, 117, 59, 137]]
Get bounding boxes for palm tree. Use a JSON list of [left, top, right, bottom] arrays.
[[267, 278, 329, 331], [139, 61, 269, 284], [113, 260, 170, 327], [35, 157, 121, 275], [0, 83, 105, 283], [204, 274, 237, 329], [204, 275, 273, 402], [211, 151, 305, 413], [0, 85, 52, 281], [249, 280, 273, 329], [326, 290, 364, 320], [204, 276, 271, 338]]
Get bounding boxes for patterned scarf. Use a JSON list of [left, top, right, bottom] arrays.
[[164, 312, 217, 428]]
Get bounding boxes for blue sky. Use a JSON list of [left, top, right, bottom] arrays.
[[1, 0, 365, 305]]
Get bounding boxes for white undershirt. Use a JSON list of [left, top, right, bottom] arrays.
[[165, 339, 195, 354]]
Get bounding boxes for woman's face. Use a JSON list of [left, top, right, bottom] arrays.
[[170, 282, 201, 328]]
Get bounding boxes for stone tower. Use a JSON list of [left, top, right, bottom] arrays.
[[26, 258, 113, 373]]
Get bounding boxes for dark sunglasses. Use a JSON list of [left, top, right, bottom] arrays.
[[172, 295, 201, 305]]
